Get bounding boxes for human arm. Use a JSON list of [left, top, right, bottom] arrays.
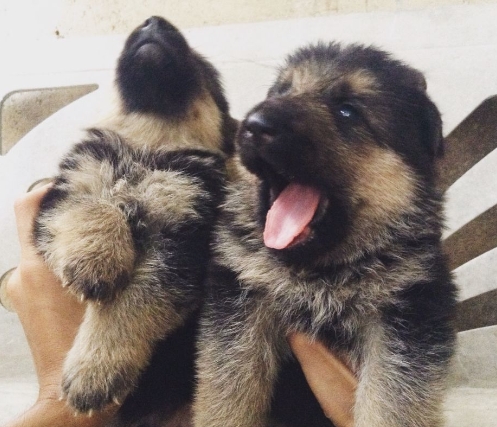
[[2, 184, 115, 427]]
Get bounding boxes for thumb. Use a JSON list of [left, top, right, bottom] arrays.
[[14, 183, 52, 258], [288, 333, 356, 427]]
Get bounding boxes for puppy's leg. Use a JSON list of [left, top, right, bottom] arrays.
[[354, 322, 452, 427], [194, 274, 283, 427], [60, 151, 223, 413], [35, 133, 139, 301], [62, 249, 196, 413]]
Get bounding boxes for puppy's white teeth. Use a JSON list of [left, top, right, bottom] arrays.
[[269, 188, 277, 205], [113, 397, 121, 406], [87, 410, 94, 418], [80, 295, 85, 303]]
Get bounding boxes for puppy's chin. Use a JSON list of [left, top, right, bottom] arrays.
[[133, 42, 174, 71], [115, 17, 200, 117]]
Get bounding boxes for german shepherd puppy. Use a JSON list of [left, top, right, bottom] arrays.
[[34, 16, 235, 415], [193, 43, 457, 427]]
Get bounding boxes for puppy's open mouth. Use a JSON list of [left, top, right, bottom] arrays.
[[262, 172, 328, 250], [239, 125, 329, 251]]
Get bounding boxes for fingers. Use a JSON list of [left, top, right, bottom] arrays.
[[1, 182, 55, 312], [13, 182, 52, 258], [288, 333, 357, 427], [1, 183, 53, 311]]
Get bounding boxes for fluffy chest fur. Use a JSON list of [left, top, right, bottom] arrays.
[[212, 174, 441, 355]]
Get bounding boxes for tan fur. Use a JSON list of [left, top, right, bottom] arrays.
[[343, 69, 379, 95], [40, 149, 203, 298], [355, 323, 446, 427], [45, 154, 213, 409], [329, 144, 419, 264], [110, 168, 204, 227], [350, 145, 416, 217], [63, 154, 117, 196], [100, 89, 223, 153], [286, 67, 378, 96], [63, 255, 187, 406], [194, 300, 284, 427], [43, 199, 135, 291]]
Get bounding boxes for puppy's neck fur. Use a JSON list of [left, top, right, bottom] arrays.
[[97, 87, 223, 153]]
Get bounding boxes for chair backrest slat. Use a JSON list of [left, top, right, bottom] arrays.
[[455, 289, 497, 332], [438, 95, 497, 193], [443, 203, 497, 270]]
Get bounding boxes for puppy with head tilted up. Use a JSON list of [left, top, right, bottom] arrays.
[[194, 43, 457, 427], [34, 16, 235, 418]]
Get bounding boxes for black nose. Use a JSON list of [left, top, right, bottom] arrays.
[[141, 16, 180, 34], [243, 112, 278, 142], [141, 16, 163, 31]]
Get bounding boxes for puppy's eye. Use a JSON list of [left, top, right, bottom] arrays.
[[338, 104, 358, 119], [269, 81, 292, 96], [278, 81, 292, 94]]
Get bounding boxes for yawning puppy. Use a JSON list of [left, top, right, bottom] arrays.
[[194, 43, 457, 427], [34, 16, 235, 415]]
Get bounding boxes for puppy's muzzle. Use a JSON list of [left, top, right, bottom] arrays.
[[239, 100, 310, 181], [243, 112, 279, 144], [242, 99, 298, 143], [239, 110, 282, 177]]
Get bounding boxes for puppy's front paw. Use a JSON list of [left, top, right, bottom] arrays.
[[62, 262, 129, 302], [61, 358, 134, 413], [40, 199, 136, 302]]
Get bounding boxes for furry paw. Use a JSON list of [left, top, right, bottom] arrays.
[[62, 263, 129, 302], [61, 359, 135, 413], [37, 198, 136, 302]]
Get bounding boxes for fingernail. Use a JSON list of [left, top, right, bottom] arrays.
[[0, 268, 16, 312], [27, 178, 53, 193]]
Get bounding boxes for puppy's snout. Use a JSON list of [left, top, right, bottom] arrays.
[[243, 112, 279, 143], [141, 16, 161, 31], [141, 16, 168, 32]]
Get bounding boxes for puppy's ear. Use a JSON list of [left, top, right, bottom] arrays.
[[405, 69, 444, 158], [422, 98, 444, 158], [404, 68, 428, 92]]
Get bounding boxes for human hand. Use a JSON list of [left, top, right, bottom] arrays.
[[288, 333, 357, 427], [4, 184, 86, 398], [1, 184, 114, 426]]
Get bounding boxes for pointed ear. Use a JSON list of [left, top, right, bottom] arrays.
[[423, 98, 444, 158], [403, 68, 428, 92], [406, 69, 444, 158]]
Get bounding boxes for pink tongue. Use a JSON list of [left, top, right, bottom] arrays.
[[264, 183, 321, 249]]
